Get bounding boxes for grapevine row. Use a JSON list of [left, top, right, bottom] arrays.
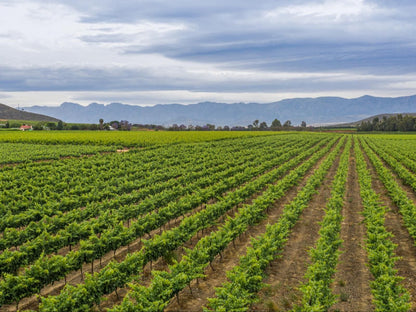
[[370, 139, 416, 174], [0, 135, 272, 214], [0, 142, 116, 164], [0, 138, 283, 250], [0, 129, 280, 147], [0, 137, 272, 225], [359, 138, 416, 244], [355, 137, 410, 311], [0, 136, 333, 308], [364, 137, 416, 193], [296, 136, 351, 311], [0, 137, 302, 275], [110, 136, 344, 312], [0, 138, 264, 213], [203, 136, 345, 312], [35, 137, 337, 311]]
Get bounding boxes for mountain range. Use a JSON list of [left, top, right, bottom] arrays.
[[0, 103, 59, 122], [22, 95, 416, 126]]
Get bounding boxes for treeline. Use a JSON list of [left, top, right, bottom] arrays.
[[157, 119, 307, 131], [358, 114, 416, 132], [1, 118, 309, 131]]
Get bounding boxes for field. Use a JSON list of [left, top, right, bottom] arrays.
[[0, 130, 282, 147], [0, 131, 416, 312]]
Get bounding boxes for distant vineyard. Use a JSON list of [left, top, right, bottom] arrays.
[[0, 132, 415, 311], [0, 130, 284, 147], [0, 143, 117, 164]]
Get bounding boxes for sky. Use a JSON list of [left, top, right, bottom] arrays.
[[0, 0, 416, 107]]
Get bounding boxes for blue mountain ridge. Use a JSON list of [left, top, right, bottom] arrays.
[[22, 95, 416, 126]]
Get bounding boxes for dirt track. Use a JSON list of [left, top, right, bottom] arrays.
[[331, 143, 373, 312]]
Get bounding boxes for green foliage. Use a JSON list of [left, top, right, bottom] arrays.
[[0, 130, 284, 147], [0, 142, 116, 164], [358, 114, 416, 132], [203, 136, 345, 311], [296, 137, 351, 311], [0, 133, 359, 311], [36, 135, 336, 311], [354, 137, 411, 311]]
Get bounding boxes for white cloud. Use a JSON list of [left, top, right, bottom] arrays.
[[266, 0, 377, 21], [1, 0, 416, 106], [0, 1, 188, 68]]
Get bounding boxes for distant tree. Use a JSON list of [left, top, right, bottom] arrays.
[[99, 118, 104, 130], [57, 120, 63, 130], [206, 124, 215, 130], [259, 121, 268, 130], [271, 119, 281, 130], [223, 125, 230, 131], [247, 124, 254, 130], [253, 120, 259, 129], [5, 121, 9, 128], [46, 122, 56, 130], [170, 124, 179, 131], [120, 120, 131, 131], [358, 114, 416, 132], [79, 124, 89, 130], [283, 120, 292, 127], [301, 121, 307, 127], [110, 121, 119, 130], [33, 123, 43, 130]]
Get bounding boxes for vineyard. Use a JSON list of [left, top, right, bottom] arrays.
[[0, 131, 415, 311]]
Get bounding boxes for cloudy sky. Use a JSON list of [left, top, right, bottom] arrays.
[[0, 0, 415, 107]]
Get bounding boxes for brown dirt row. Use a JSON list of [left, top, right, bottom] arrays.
[[250, 142, 343, 312], [367, 142, 416, 206], [9, 141, 329, 311], [362, 143, 416, 310], [8, 192, 215, 312], [97, 140, 335, 311], [96, 139, 339, 311], [330, 140, 373, 312], [162, 139, 343, 312]]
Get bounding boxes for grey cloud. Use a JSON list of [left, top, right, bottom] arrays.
[[0, 66, 189, 91], [3, 0, 416, 97], [0, 65, 398, 94], [125, 34, 416, 75], [111, 2, 416, 75], [44, 0, 289, 23], [26, 0, 416, 76], [79, 33, 135, 43]]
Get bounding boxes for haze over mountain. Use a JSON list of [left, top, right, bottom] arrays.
[[22, 95, 416, 126], [3, 1, 416, 113], [0, 103, 59, 122]]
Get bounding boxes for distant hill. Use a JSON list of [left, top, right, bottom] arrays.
[[334, 112, 416, 127], [22, 95, 416, 126], [0, 103, 59, 122]]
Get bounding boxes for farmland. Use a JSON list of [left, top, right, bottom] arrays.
[[0, 131, 415, 311]]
